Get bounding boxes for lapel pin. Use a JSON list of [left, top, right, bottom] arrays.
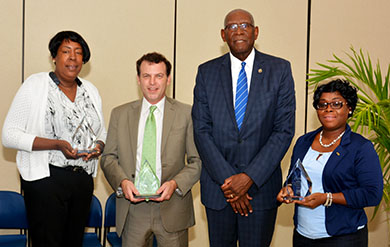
[[258, 68, 263, 73], [336, 152, 340, 156]]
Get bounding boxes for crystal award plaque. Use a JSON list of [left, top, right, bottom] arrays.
[[71, 115, 97, 154], [283, 159, 312, 201], [134, 160, 161, 199]]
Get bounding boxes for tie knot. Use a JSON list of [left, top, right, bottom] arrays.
[[150, 105, 157, 114], [241, 62, 246, 68]]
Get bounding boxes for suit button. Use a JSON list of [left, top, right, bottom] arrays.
[[131, 174, 135, 178]]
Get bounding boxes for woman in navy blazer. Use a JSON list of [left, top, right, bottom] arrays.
[[277, 79, 383, 247]]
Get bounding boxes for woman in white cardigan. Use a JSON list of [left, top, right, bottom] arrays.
[[2, 31, 106, 247]]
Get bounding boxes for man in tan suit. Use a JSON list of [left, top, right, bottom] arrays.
[[101, 52, 201, 247]]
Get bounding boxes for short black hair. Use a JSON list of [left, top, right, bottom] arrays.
[[136, 52, 171, 76], [48, 31, 90, 63], [313, 79, 358, 118]]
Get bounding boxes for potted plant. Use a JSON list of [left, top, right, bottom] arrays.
[[307, 47, 390, 237]]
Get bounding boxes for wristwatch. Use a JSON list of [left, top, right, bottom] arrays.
[[116, 187, 124, 198]]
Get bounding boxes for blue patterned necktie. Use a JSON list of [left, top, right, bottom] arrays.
[[235, 62, 248, 130]]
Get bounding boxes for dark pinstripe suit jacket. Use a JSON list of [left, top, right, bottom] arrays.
[[192, 49, 296, 210]]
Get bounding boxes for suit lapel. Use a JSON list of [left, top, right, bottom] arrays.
[[295, 138, 312, 162], [220, 55, 238, 130], [327, 145, 349, 169], [325, 128, 351, 170], [241, 50, 265, 131], [128, 100, 142, 165], [161, 98, 175, 155]]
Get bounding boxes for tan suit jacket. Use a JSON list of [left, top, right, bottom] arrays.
[[101, 97, 201, 235]]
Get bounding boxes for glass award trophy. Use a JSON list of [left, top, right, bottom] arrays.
[[71, 115, 97, 154], [283, 159, 312, 201], [134, 160, 161, 199]]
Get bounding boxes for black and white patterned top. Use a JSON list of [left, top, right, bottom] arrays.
[[45, 73, 101, 175]]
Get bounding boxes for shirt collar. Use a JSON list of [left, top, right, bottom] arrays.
[[141, 96, 165, 115], [49, 71, 82, 86], [229, 48, 255, 70]]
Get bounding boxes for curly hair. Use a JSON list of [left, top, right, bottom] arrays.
[[313, 79, 358, 118]]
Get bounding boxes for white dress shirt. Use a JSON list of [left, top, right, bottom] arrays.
[[230, 48, 255, 106], [135, 97, 165, 184]]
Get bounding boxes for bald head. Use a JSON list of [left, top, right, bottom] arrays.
[[224, 9, 255, 27]]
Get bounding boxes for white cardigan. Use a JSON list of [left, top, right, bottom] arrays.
[[2, 72, 107, 181]]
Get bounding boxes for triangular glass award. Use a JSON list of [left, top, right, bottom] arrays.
[[71, 115, 97, 153], [283, 158, 312, 201], [134, 159, 161, 199]]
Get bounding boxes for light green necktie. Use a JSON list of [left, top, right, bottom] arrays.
[[142, 105, 157, 174], [135, 105, 160, 195]]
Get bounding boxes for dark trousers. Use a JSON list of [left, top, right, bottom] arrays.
[[21, 165, 93, 247], [293, 226, 368, 247], [206, 205, 277, 247]]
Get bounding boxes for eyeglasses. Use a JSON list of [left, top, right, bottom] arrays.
[[316, 101, 346, 110], [224, 22, 254, 31]]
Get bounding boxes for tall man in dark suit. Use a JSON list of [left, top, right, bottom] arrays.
[[101, 52, 201, 247], [192, 9, 296, 246]]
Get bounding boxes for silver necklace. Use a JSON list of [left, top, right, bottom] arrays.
[[319, 130, 345, 148]]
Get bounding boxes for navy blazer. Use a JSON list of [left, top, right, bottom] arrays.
[[192, 49, 296, 210], [291, 124, 383, 236]]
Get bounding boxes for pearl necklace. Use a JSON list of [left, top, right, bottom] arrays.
[[319, 130, 345, 148]]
